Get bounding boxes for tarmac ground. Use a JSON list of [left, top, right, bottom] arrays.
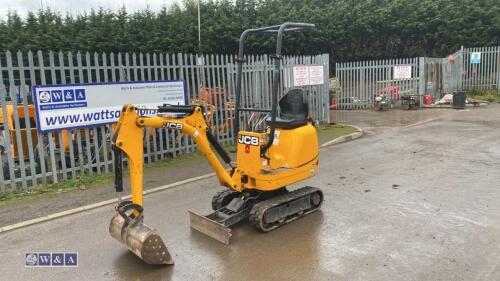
[[1, 105, 499, 281]]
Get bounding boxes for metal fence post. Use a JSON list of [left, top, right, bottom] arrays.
[[419, 57, 425, 95]]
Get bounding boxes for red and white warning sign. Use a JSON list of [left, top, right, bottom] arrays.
[[293, 66, 309, 86], [292, 65, 325, 86]]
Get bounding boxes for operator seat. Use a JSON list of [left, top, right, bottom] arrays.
[[266, 88, 309, 129]]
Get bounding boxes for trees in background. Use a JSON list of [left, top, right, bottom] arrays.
[[0, 0, 498, 65]]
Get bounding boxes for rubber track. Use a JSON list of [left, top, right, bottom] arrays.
[[211, 190, 239, 211], [249, 186, 323, 232]]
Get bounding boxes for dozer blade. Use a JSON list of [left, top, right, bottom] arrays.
[[109, 213, 174, 265], [188, 210, 232, 245]]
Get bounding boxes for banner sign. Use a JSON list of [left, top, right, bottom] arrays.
[[393, 65, 412, 79], [33, 80, 186, 132], [293, 65, 325, 86]]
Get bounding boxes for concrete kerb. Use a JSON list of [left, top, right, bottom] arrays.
[[320, 124, 363, 148], [0, 125, 363, 234], [0, 173, 216, 234]]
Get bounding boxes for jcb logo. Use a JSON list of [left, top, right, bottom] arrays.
[[238, 135, 259, 146], [163, 122, 183, 130]]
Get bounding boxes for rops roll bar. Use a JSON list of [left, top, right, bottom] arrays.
[[233, 22, 315, 158]]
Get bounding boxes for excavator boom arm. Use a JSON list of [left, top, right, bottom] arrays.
[[113, 105, 237, 208]]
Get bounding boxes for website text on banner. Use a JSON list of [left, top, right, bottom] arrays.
[[32, 81, 186, 132]]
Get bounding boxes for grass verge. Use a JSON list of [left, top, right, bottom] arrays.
[[0, 173, 114, 206], [317, 124, 359, 145], [467, 89, 500, 102]]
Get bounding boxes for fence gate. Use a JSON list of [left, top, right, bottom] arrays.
[[441, 49, 463, 94]]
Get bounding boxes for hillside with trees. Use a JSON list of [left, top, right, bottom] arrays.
[[0, 0, 498, 64]]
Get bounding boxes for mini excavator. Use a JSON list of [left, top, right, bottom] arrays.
[[109, 23, 323, 265]]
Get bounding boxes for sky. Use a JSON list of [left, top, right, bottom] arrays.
[[0, 0, 179, 19]]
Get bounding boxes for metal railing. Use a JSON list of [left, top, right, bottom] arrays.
[[0, 51, 330, 190], [462, 46, 500, 90], [335, 58, 420, 109], [335, 46, 500, 109]]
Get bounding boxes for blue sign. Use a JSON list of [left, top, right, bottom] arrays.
[[471, 52, 481, 64], [33, 81, 187, 132], [25, 252, 78, 267]]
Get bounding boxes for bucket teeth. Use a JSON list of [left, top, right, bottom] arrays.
[[109, 213, 174, 265]]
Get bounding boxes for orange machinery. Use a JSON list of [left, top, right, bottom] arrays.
[[0, 104, 39, 159]]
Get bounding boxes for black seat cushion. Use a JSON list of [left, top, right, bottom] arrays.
[[266, 88, 309, 129], [265, 116, 308, 129]]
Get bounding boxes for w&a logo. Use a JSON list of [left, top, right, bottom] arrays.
[[25, 252, 78, 267]]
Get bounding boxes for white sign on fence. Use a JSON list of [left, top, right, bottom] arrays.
[[293, 65, 325, 86], [470, 52, 481, 64], [393, 65, 412, 79], [293, 66, 309, 86], [308, 65, 325, 85], [33, 81, 186, 132]]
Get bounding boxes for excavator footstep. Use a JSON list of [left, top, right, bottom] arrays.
[[188, 210, 232, 245], [109, 213, 174, 265]]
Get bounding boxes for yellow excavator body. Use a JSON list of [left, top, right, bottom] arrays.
[[235, 126, 318, 190], [109, 22, 323, 265], [110, 102, 322, 264]]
